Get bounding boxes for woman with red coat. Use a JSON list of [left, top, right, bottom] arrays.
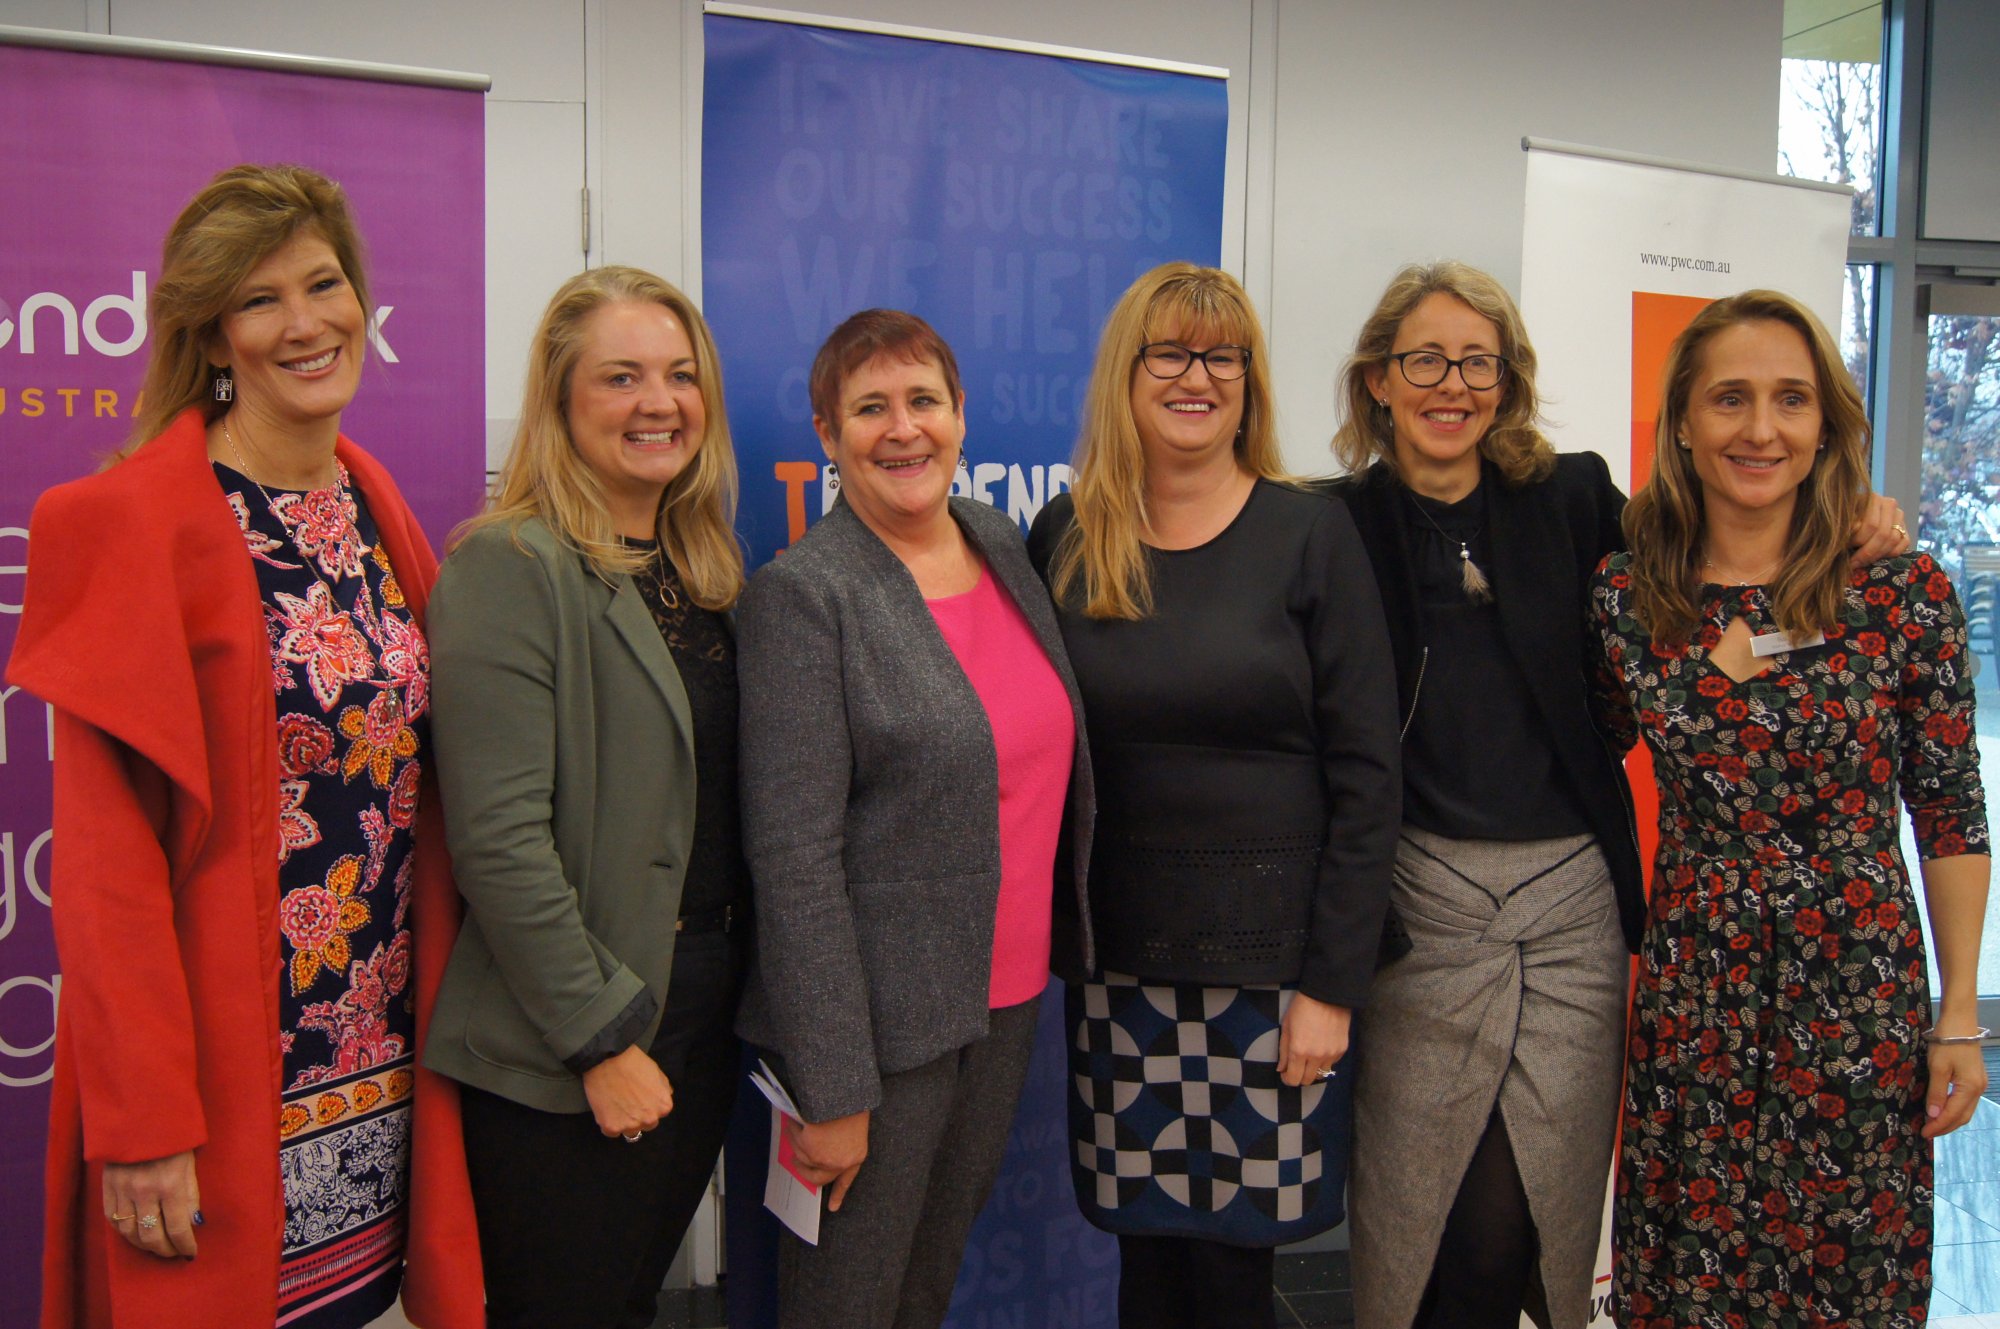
[[7, 164, 483, 1329]]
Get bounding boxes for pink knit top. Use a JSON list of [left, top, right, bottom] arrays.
[[927, 565, 1076, 1008]]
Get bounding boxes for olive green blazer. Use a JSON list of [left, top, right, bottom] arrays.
[[422, 517, 698, 1113]]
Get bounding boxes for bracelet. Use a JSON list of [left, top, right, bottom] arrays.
[[1924, 1025, 1991, 1045]]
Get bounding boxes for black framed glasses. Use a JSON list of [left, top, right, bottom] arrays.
[[1138, 342, 1251, 382], [1389, 351, 1508, 391]]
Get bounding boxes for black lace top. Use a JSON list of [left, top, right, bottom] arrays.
[[625, 540, 749, 921]]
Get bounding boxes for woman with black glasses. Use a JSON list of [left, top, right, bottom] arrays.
[[1031, 262, 1399, 1329]]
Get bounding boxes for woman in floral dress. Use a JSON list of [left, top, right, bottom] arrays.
[[1591, 289, 1990, 1329], [9, 165, 480, 1329]]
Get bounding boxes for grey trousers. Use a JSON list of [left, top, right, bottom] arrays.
[[778, 994, 1042, 1329]]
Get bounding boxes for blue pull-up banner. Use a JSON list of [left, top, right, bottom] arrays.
[[702, 13, 1228, 1328], [701, 11, 1229, 565]]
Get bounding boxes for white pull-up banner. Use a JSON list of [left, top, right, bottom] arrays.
[[1519, 138, 1853, 495]]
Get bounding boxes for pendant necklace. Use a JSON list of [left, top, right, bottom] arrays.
[[622, 535, 682, 611], [1404, 491, 1493, 603]]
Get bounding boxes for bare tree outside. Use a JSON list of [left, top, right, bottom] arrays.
[[1779, 57, 1882, 394], [1921, 315, 2000, 573]]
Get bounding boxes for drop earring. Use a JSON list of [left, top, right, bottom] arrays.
[[825, 461, 840, 492], [214, 368, 234, 403]]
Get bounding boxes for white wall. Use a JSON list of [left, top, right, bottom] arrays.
[[3, 0, 1782, 473], [1266, 0, 1781, 473]]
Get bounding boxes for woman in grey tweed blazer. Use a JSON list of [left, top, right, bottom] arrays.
[[736, 310, 1093, 1329]]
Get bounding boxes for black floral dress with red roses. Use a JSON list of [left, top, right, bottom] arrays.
[[1590, 552, 1987, 1329], [215, 462, 429, 1329]]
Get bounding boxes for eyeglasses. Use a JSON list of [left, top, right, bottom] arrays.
[[1137, 342, 1251, 382], [1389, 351, 1508, 391]]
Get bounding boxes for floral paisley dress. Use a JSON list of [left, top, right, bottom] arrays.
[[216, 462, 429, 1329], [1589, 552, 1986, 1329]]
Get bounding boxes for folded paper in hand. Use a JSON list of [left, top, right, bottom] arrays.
[[749, 1059, 822, 1245]]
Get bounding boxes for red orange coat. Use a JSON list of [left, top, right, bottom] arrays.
[[7, 410, 484, 1328]]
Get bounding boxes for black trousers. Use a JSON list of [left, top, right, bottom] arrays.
[[1117, 1234, 1276, 1329], [460, 930, 747, 1329]]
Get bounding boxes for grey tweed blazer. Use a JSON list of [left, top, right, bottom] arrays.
[[735, 497, 1094, 1122]]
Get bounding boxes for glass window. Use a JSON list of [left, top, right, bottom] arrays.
[[1840, 263, 1877, 411], [1779, 1, 1885, 236], [1919, 310, 2000, 569], [1912, 305, 2000, 1005]]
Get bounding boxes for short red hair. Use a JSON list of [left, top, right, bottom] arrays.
[[808, 308, 964, 433]]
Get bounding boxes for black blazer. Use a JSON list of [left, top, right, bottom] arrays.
[[1324, 452, 1646, 952]]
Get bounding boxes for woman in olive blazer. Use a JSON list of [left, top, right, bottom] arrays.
[[425, 267, 750, 1329], [425, 513, 700, 1103]]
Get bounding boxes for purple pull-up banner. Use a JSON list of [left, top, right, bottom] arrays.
[[0, 38, 485, 1322]]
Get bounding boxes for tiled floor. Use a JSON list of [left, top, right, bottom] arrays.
[[642, 1255, 1356, 1328], [1271, 1251, 1353, 1328], [375, 1076, 1999, 1329]]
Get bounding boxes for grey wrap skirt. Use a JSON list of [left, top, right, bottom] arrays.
[[1350, 829, 1628, 1329]]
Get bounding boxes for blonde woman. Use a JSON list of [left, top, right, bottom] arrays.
[[423, 267, 748, 1329], [1028, 263, 1400, 1329], [1595, 290, 1988, 1328]]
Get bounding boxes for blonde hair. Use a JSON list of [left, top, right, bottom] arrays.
[[120, 163, 370, 459], [457, 267, 744, 611], [1052, 263, 1287, 620], [1331, 260, 1555, 485], [1623, 289, 1871, 643]]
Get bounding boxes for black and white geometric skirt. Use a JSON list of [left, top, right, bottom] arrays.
[[1066, 974, 1352, 1247]]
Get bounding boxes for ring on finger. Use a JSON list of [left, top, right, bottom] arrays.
[[622, 1131, 643, 1143], [1316, 1067, 1337, 1080], [106, 1212, 136, 1224], [137, 1214, 160, 1231]]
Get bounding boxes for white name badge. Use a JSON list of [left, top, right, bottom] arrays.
[[1750, 629, 1826, 658]]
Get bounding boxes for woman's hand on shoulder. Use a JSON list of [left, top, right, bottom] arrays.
[[784, 1109, 870, 1211], [581, 1044, 676, 1139], [1277, 993, 1352, 1088], [102, 1149, 200, 1259], [1849, 493, 1911, 567]]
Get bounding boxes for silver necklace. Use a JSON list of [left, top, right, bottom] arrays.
[[1701, 553, 1778, 586], [1404, 490, 1493, 603], [222, 419, 405, 721]]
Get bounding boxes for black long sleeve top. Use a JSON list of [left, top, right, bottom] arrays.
[[1399, 484, 1592, 841], [1027, 481, 1401, 1006]]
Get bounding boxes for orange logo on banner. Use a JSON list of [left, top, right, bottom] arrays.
[[1625, 290, 1715, 887], [1629, 290, 1713, 492]]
